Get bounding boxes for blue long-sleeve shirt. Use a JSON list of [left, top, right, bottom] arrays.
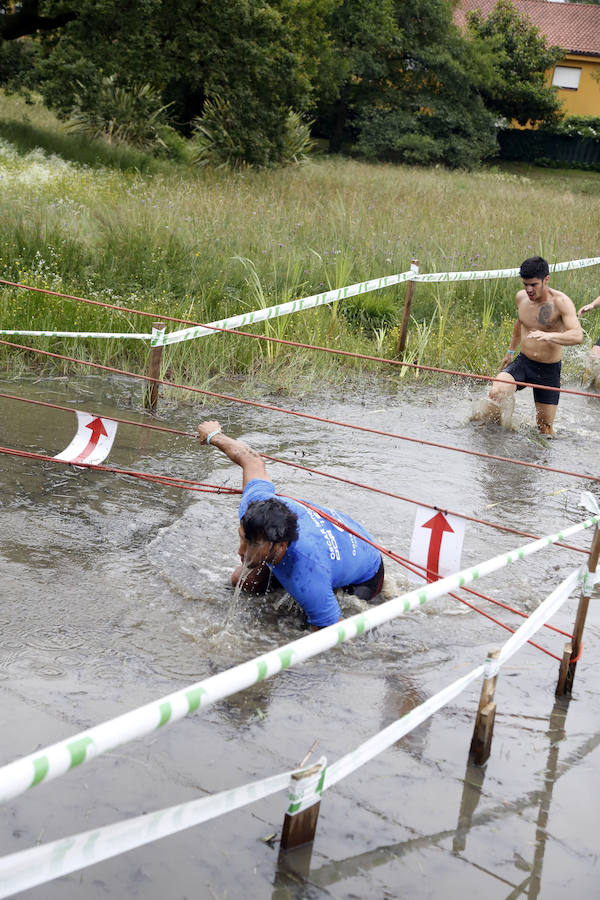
[[238, 479, 381, 627]]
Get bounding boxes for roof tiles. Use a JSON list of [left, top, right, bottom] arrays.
[[455, 0, 600, 56]]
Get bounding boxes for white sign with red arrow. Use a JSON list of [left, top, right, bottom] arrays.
[[408, 506, 466, 584], [54, 412, 118, 465]]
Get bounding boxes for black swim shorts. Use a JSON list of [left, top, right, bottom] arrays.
[[503, 353, 561, 405], [595, 336, 600, 347], [345, 557, 385, 603]]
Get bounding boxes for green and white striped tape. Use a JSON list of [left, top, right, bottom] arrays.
[[151, 269, 416, 347], [285, 757, 327, 815], [0, 329, 152, 340], [0, 769, 293, 898], [0, 501, 596, 808], [3, 256, 598, 344], [412, 256, 600, 284], [0, 563, 585, 896]]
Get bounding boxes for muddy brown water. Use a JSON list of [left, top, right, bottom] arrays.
[[0, 372, 599, 899]]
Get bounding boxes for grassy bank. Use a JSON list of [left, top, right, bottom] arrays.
[[1, 91, 599, 397]]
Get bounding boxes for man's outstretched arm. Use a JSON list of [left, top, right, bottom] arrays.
[[198, 420, 267, 487], [578, 296, 600, 317]]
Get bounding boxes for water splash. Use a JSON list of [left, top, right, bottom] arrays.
[[470, 394, 516, 430]]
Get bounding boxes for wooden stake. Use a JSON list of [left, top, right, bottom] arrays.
[[280, 762, 324, 851], [273, 842, 314, 897], [396, 258, 419, 355], [470, 648, 500, 766], [144, 323, 165, 413], [556, 523, 600, 696]]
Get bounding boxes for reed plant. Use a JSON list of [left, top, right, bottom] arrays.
[[1, 90, 599, 397]]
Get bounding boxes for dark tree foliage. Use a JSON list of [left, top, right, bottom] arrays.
[[0, 1, 77, 40], [315, 0, 498, 167], [2, 0, 331, 166], [466, 0, 564, 126], [0, 0, 569, 168]]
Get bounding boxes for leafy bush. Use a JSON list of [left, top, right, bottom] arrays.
[[281, 110, 315, 165], [341, 294, 399, 334], [192, 98, 313, 169], [68, 76, 172, 150], [191, 96, 248, 170], [534, 156, 600, 172], [155, 124, 194, 164], [548, 116, 600, 140]]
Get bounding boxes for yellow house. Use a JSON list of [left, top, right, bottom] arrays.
[[455, 0, 600, 118]]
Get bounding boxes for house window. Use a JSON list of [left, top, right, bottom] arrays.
[[552, 66, 582, 90]]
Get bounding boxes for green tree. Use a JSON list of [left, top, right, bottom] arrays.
[[466, 0, 564, 126], [0, 1, 77, 40], [2, 0, 332, 167], [315, 0, 497, 167]]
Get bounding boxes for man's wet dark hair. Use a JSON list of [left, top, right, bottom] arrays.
[[519, 256, 549, 280], [242, 499, 299, 544]]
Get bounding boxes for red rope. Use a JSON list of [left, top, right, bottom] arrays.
[[291, 499, 568, 660], [0, 445, 241, 494], [0, 441, 574, 660], [2, 339, 598, 484], [2, 277, 597, 399], [0, 278, 196, 326], [264, 452, 587, 554], [185, 326, 600, 399], [0, 389, 588, 554]]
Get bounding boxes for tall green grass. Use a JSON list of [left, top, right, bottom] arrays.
[[1, 91, 599, 396]]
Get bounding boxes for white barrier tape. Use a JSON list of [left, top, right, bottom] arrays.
[[0, 769, 293, 899], [152, 271, 415, 346], [0, 330, 151, 340], [326, 560, 585, 785], [551, 257, 600, 273], [286, 757, 327, 815], [488, 566, 583, 676], [0, 547, 591, 899], [3, 257, 598, 348], [150, 256, 600, 346], [0, 512, 596, 807], [413, 256, 600, 284], [581, 490, 600, 516], [324, 665, 485, 790]]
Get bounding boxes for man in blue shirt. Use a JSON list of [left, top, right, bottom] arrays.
[[197, 420, 384, 628]]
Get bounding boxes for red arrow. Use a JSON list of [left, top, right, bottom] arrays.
[[71, 417, 109, 463], [422, 511, 454, 582]]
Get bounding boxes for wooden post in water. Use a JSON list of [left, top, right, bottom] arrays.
[[469, 648, 500, 766], [280, 761, 325, 851], [144, 323, 165, 413], [396, 258, 419, 355], [556, 523, 600, 696]]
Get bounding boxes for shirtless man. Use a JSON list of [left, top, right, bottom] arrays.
[[485, 256, 583, 435]]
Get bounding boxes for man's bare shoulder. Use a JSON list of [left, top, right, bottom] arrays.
[[549, 287, 576, 311]]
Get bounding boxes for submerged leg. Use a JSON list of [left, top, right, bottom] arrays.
[[477, 372, 517, 425], [535, 401, 558, 435]]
